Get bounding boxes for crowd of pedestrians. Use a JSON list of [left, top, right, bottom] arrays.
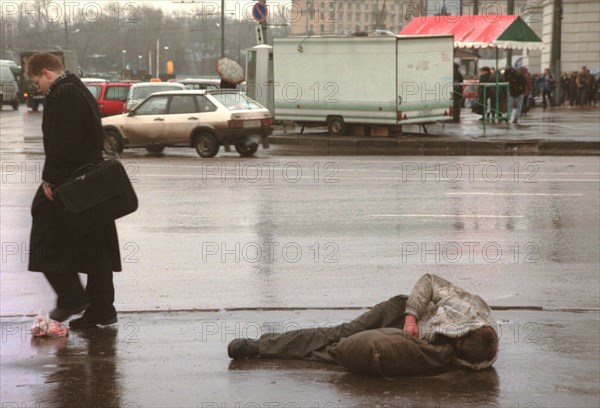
[[526, 65, 597, 110], [557, 66, 597, 108], [466, 64, 598, 124]]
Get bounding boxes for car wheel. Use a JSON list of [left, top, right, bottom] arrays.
[[235, 141, 259, 157], [145, 145, 165, 154], [104, 130, 124, 155], [327, 116, 346, 136], [12, 100, 19, 110], [194, 132, 219, 158]]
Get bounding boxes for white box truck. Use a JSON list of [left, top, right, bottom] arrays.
[[272, 34, 455, 135]]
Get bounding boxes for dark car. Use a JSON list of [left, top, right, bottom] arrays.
[[86, 82, 132, 117]]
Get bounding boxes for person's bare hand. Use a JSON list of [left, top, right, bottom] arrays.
[[42, 182, 54, 201], [403, 315, 419, 337]]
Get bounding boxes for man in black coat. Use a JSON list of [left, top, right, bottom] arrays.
[[452, 63, 464, 123], [26, 52, 122, 328], [504, 67, 526, 124]]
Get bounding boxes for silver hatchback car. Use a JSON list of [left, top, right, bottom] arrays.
[[102, 90, 273, 157]]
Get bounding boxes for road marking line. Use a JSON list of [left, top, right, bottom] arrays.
[[445, 192, 584, 196], [370, 214, 525, 218]]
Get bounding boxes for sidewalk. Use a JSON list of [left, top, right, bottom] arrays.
[[1, 308, 598, 407], [269, 106, 600, 156]]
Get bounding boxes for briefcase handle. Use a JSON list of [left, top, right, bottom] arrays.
[[72, 161, 104, 180]]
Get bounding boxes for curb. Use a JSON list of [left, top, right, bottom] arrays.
[[268, 134, 600, 156]]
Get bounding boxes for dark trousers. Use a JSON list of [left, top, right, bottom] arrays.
[[44, 271, 116, 318], [542, 89, 554, 109], [255, 295, 408, 363]]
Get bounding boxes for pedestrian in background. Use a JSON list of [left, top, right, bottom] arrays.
[[475, 66, 494, 120], [568, 71, 578, 107], [518, 66, 532, 115], [536, 68, 555, 109], [26, 52, 122, 329], [576, 66, 593, 107], [505, 67, 526, 124], [559, 72, 570, 106], [453, 63, 464, 123]]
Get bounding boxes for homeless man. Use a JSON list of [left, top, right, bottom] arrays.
[[26, 52, 122, 329], [227, 274, 498, 376]]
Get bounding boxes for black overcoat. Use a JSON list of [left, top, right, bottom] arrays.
[[28, 73, 122, 274]]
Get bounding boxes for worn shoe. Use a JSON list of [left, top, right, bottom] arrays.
[[69, 314, 118, 329], [227, 338, 259, 359], [49, 303, 90, 322]]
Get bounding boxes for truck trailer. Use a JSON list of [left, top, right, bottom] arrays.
[[271, 34, 455, 136], [19, 50, 79, 111]]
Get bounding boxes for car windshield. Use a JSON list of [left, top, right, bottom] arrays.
[[213, 92, 262, 111], [133, 85, 183, 100], [0, 67, 14, 80], [86, 85, 102, 99]]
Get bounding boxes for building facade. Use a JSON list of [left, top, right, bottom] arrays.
[[288, 1, 598, 75], [289, 1, 412, 35], [540, 0, 600, 73]]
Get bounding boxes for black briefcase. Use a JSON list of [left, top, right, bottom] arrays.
[[53, 159, 138, 237]]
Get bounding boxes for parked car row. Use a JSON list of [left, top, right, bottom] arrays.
[[101, 89, 273, 158], [84, 78, 223, 117], [0, 60, 20, 111]]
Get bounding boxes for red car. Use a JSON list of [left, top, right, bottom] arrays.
[[86, 82, 132, 117]]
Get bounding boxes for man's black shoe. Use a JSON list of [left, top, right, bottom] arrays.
[[69, 314, 118, 329], [49, 303, 90, 322], [227, 338, 259, 359]]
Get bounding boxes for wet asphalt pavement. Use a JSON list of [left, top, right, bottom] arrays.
[[2, 309, 599, 407], [1, 106, 599, 407]]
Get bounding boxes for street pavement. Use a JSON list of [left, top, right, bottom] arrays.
[[1, 309, 598, 407], [1, 105, 599, 407], [269, 106, 600, 156]]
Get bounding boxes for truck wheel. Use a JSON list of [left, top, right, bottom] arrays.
[[104, 130, 123, 155], [145, 145, 165, 154], [235, 141, 259, 157], [12, 100, 19, 110], [194, 132, 219, 158], [327, 116, 346, 136], [31, 101, 39, 112]]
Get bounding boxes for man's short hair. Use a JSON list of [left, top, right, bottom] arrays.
[[480, 66, 491, 74], [455, 326, 498, 363], [25, 52, 64, 79]]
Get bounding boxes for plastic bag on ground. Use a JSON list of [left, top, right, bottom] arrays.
[[30, 309, 69, 337]]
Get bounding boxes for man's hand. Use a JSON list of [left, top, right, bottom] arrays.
[[42, 181, 54, 201], [403, 315, 419, 337]]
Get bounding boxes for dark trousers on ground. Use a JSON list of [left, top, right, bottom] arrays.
[[44, 271, 116, 319], [255, 295, 408, 363]]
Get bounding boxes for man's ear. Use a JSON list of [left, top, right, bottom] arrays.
[[41, 68, 54, 78]]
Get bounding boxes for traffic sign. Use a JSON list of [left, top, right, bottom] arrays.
[[252, 2, 268, 23]]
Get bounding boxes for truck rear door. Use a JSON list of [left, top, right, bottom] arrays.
[[396, 36, 454, 124]]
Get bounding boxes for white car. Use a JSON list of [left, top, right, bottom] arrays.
[[124, 82, 185, 112], [102, 90, 273, 157]]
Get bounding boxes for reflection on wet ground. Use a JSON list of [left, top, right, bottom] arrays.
[[29, 327, 121, 408]]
